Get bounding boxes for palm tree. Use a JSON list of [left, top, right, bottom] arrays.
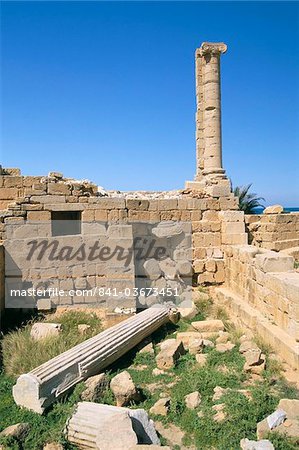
[[232, 183, 265, 214]]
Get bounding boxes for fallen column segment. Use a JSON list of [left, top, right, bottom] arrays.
[[65, 402, 160, 449], [13, 305, 177, 414]]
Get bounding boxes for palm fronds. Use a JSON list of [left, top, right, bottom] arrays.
[[232, 182, 265, 214]]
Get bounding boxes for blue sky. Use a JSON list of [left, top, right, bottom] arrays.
[[1, 1, 299, 206]]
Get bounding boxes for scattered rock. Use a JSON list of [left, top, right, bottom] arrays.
[[185, 391, 201, 409], [43, 443, 64, 450], [195, 354, 208, 366], [240, 438, 275, 449], [212, 386, 230, 402], [212, 403, 226, 422], [178, 300, 199, 320], [110, 371, 140, 406], [192, 290, 210, 304], [202, 339, 215, 348], [30, 323, 62, 340], [133, 365, 148, 371], [264, 204, 283, 214], [216, 332, 230, 344], [150, 398, 171, 416], [277, 398, 299, 419], [156, 339, 185, 369], [154, 422, 185, 447], [81, 373, 108, 402], [152, 368, 165, 376], [257, 408, 288, 439], [216, 341, 235, 353], [0, 423, 30, 441], [176, 332, 202, 348], [244, 349, 262, 366], [78, 324, 91, 334], [189, 339, 204, 355], [143, 259, 162, 280], [239, 340, 259, 354], [191, 319, 224, 333], [139, 339, 155, 355]]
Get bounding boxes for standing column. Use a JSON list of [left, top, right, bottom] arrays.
[[200, 42, 227, 178]]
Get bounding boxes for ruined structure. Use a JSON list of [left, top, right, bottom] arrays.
[[0, 41, 298, 373]]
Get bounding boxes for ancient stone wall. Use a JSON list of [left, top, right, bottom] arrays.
[[245, 213, 299, 254], [215, 245, 299, 370], [0, 169, 242, 292]]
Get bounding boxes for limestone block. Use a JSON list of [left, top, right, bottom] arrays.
[[30, 323, 62, 341], [185, 391, 201, 409], [191, 319, 224, 333], [0, 423, 30, 441], [81, 373, 108, 402], [156, 339, 185, 369], [264, 204, 283, 214], [36, 299, 52, 311], [219, 210, 245, 222], [176, 332, 203, 348], [143, 259, 162, 280], [157, 199, 178, 210], [0, 187, 18, 200], [255, 252, 294, 273], [110, 371, 140, 406], [43, 443, 64, 450], [195, 353, 208, 366], [13, 306, 174, 413], [65, 402, 137, 449], [240, 438, 274, 450], [3, 176, 23, 188], [222, 233, 248, 245], [27, 211, 51, 221], [48, 183, 71, 195], [96, 198, 126, 209], [30, 195, 66, 204], [221, 221, 245, 234], [126, 199, 149, 210], [149, 398, 171, 416]]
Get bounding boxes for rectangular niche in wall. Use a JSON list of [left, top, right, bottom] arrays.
[[51, 211, 82, 236]]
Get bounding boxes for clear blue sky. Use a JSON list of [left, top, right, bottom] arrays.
[[1, 1, 299, 206]]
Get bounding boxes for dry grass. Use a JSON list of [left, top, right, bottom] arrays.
[[1, 311, 102, 377]]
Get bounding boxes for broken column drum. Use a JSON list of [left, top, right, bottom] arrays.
[[13, 305, 176, 414]]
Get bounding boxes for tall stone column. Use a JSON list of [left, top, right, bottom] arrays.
[[186, 42, 231, 196], [199, 42, 227, 178]]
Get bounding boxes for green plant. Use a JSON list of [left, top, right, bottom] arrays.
[[232, 183, 265, 214]]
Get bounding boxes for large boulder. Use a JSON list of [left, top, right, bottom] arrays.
[[110, 371, 140, 407]]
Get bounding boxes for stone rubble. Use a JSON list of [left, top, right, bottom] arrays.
[[110, 371, 140, 407], [149, 398, 171, 416], [185, 391, 201, 409], [81, 373, 108, 402], [156, 339, 186, 369]]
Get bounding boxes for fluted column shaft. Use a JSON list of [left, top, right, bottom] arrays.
[[13, 305, 176, 414]]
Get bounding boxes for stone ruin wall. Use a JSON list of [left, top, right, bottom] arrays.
[[245, 213, 299, 254], [0, 168, 246, 314], [216, 245, 299, 370]]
